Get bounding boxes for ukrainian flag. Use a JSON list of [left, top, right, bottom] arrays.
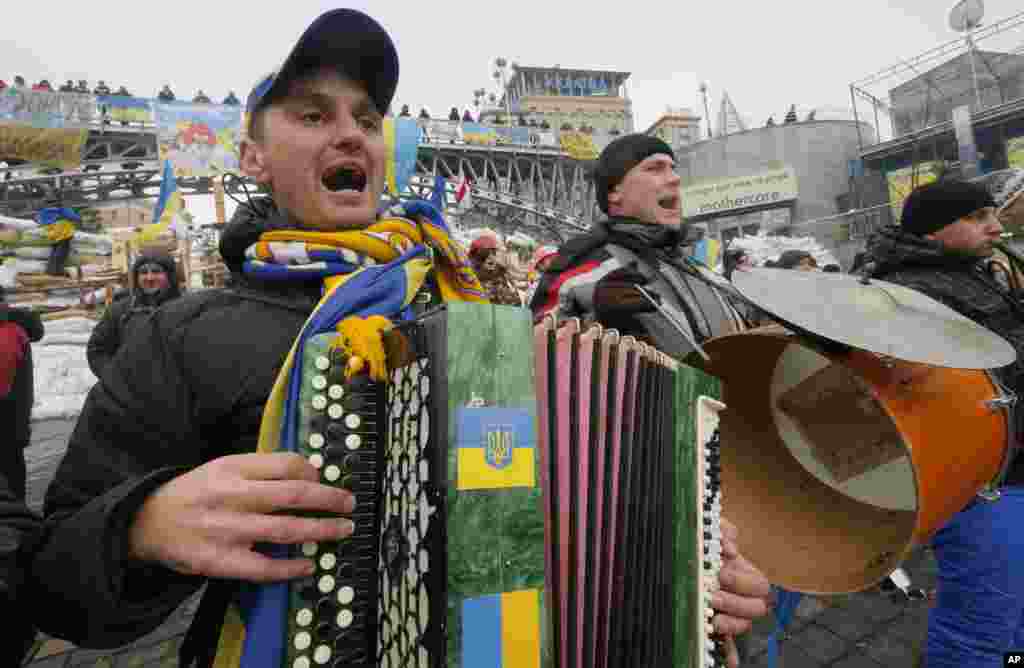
[[462, 589, 542, 668], [136, 160, 183, 244], [691, 237, 721, 268], [456, 407, 536, 491], [383, 117, 420, 197]]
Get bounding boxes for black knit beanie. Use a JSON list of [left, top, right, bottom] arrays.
[[900, 180, 996, 237], [594, 134, 674, 214]]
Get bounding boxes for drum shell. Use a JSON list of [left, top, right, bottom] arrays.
[[699, 328, 1007, 594]]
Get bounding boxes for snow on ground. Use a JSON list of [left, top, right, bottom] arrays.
[[32, 317, 97, 422]]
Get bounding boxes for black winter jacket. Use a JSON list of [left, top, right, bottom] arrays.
[[530, 217, 747, 360], [86, 250, 182, 379], [30, 200, 327, 661], [865, 226, 1024, 486], [0, 306, 45, 663], [1, 471, 41, 665]]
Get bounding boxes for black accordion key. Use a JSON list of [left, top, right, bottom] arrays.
[[287, 334, 384, 668]]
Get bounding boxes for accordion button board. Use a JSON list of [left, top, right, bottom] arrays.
[[289, 337, 384, 668]]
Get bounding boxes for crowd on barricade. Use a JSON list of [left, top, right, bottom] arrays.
[[0, 75, 242, 106]]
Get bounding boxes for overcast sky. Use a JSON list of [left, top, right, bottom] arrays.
[[3, 0, 1021, 130], [3, 0, 1022, 224]]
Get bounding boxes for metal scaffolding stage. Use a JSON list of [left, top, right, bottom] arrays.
[[0, 129, 597, 243]]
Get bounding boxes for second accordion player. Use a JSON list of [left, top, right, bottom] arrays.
[[286, 302, 727, 668]]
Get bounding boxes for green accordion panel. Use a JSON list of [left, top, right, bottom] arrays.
[[443, 302, 551, 668], [673, 365, 723, 668]]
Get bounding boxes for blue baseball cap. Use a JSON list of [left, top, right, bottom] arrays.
[[245, 9, 399, 129]]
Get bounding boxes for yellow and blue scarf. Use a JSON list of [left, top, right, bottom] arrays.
[[213, 200, 486, 668]]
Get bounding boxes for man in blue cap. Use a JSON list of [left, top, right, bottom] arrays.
[[28, 11, 768, 667], [28, 10, 400, 665]]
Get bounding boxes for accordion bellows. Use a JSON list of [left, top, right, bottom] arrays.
[[286, 303, 725, 668]]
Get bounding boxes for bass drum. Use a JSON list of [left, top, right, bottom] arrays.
[[700, 326, 1011, 594]]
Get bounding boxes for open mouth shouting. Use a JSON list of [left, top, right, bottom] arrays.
[[322, 163, 368, 195], [658, 193, 680, 211]]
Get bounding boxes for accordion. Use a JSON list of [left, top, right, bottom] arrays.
[[287, 302, 725, 668]]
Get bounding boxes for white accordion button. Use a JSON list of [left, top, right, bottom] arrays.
[[301, 542, 318, 557], [314, 356, 330, 371], [293, 657, 311, 668], [313, 645, 332, 665], [311, 395, 327, 411], [308, 433, 325, 449], [336, 608, 354, 628], [318, 574, 336, 594], [319, 553, 337, 571], [328, 384, 344, 400], [345, 414, 361, 429], [294, 631, 312, 651], [328, 404, 344, 420], [338, 585, 355, 605], [308, 454, 324, 469], [312, 375, 327, 390], [296, 607, 313, 626], [346, 434, 361, 450], [324, 465, 341, 482]]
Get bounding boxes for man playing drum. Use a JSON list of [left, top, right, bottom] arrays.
[[863, 179, 1024, 668]]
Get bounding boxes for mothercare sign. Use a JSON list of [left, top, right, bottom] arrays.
[[682, 167, 798, 218]]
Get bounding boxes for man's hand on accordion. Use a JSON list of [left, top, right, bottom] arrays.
[[713, 517, 773, 667], [127, 453, 357, 582]]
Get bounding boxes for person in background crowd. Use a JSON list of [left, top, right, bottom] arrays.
[[523, 245, 558, 306], [75, 80, 89, 93], [0, 288, 44, 664], [157, 84, 175, 101], [32, 80, 53, 92], [721, 248, 767, 327], [93, 80, 111, 96], [86, 249, 182, 380], [193, 90, 211, 103], [0, 79, 7, 91], [448, 107, 460, 121], [462, 109, 473, 122], [864, 180, 1024, 668], [14, 76, 27, 88], [398, 103, 411, 117], [59, 79, 75, 92], [722, 247, 754, 282], [114, 85, 131, 97], [222, 91, 240, 105], [468, 235, 522, 306], [418, 107, 430, 119], [767, 250, 817, 271], [0, 290, 44, 500]]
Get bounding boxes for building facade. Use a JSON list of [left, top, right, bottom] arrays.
[[479, 66, 634, 149], [676, 119, 875, 260], [644, 107, 703, 153]]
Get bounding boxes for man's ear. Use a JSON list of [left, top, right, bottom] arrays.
[[607, 186, 623, 208], [239, 139, 271, 184]]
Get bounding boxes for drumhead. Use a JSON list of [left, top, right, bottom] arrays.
[[770, 341, 918, 512]]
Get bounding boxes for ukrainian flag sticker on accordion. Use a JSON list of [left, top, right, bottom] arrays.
[[456, 407, 536, 490], [462, 589, 542, 668]]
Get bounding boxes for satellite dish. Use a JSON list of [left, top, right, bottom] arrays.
[[948, 0, 984, 32]]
